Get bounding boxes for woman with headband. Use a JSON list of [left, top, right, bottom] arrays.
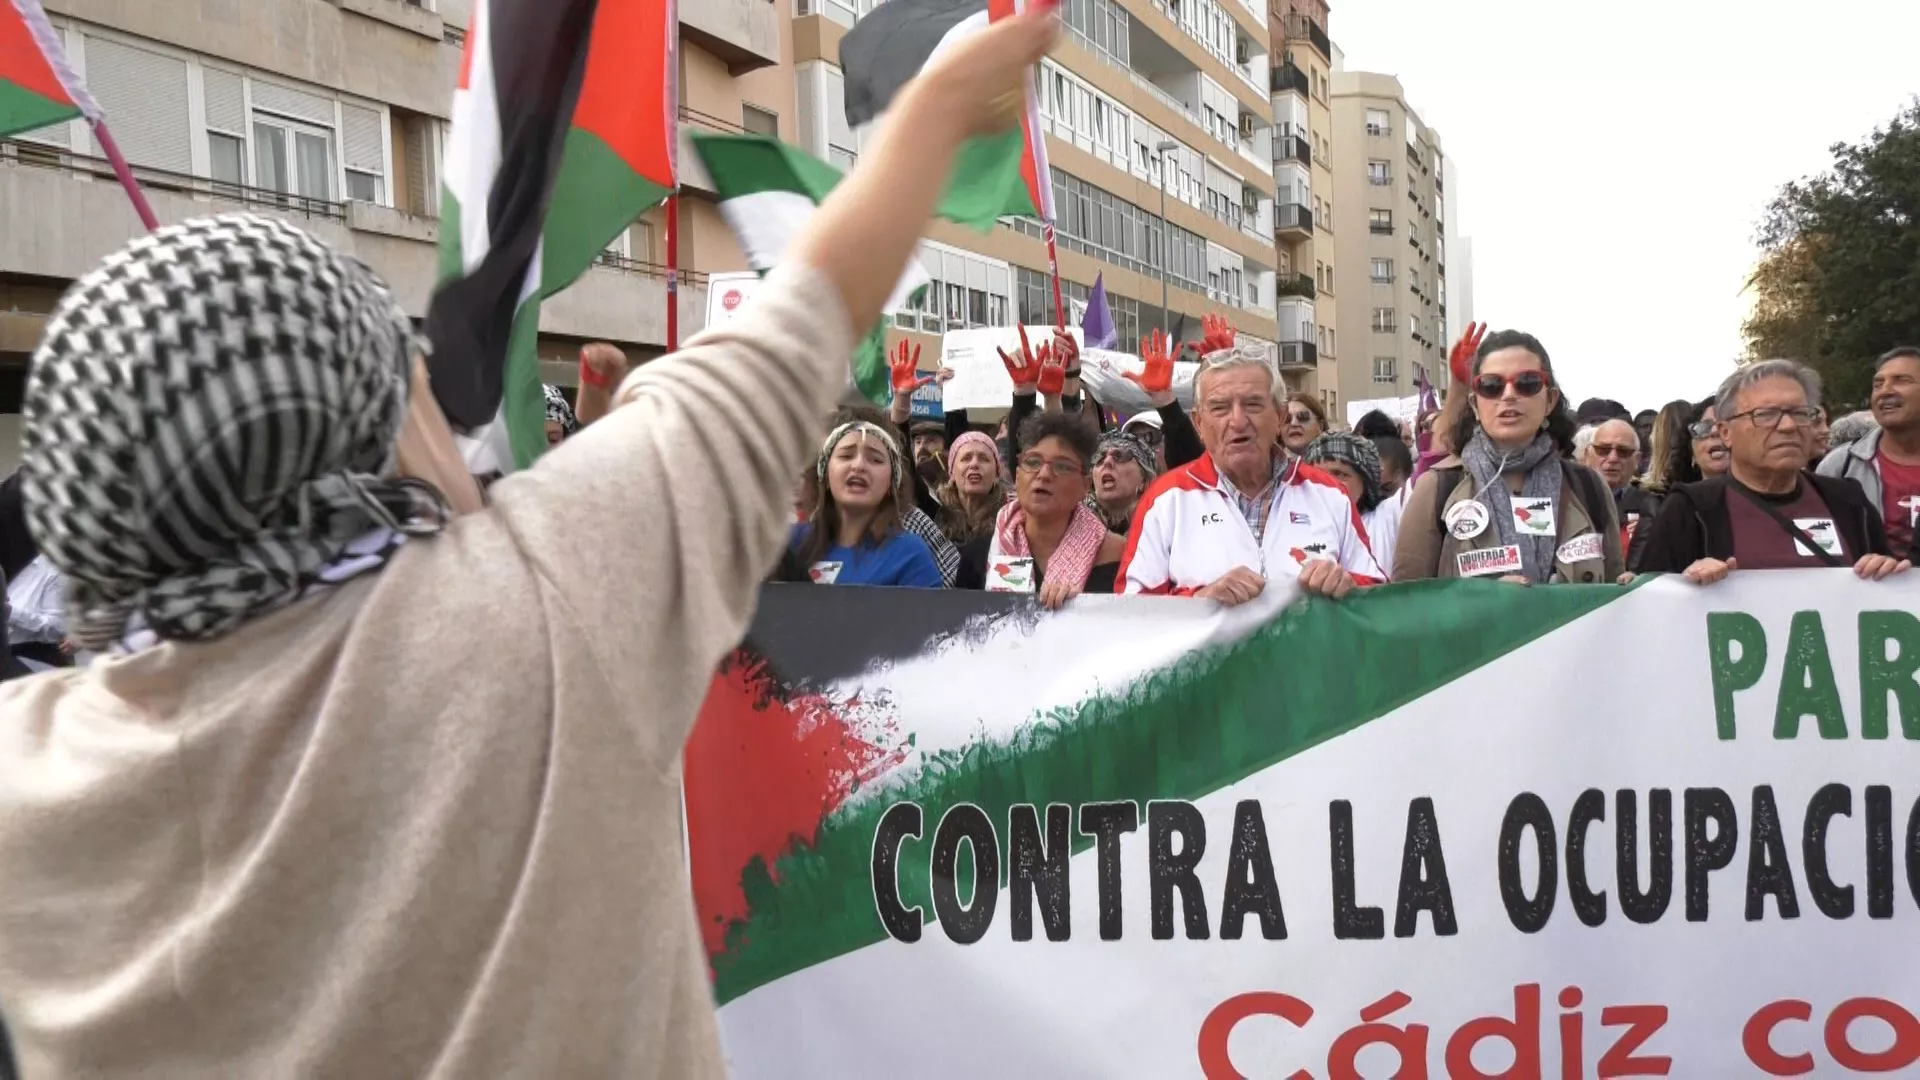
[[791, 420, 944, 587]]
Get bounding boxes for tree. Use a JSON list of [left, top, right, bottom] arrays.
[[1744, 99, 1920, 407]]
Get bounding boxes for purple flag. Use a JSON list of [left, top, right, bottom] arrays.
[[1080, 272, 1117, 350]]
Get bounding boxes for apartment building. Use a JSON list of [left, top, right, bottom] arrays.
[[0, 0, 786, 467], [1329, 70, 1447, 412], [790, 0, 1284, 368], [1265, 0, 1332, 400]]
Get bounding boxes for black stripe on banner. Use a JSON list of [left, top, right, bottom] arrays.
[[838, 0, 987, 128], [743, 583, 1039, 688], [424, 0, 601, 430]]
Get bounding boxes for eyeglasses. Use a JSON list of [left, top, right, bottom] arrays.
[[1017, 454, 1085, 477], [1472, 371, 1551, 399], [1285, 409, 1318, 425], [1094, 449, 1140, 467], [1688, 420, 1718, 440], [1126, 427, 1165, 447], [1590, 443, 1637, 460], [1723, 406, 1822, 430]]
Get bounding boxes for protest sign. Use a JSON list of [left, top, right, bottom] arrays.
[[940, 326, 1084, 411], [1347, 393, 1422, 429], [1076, 347, 1200, 414], [687, 572, 1920, 1077]]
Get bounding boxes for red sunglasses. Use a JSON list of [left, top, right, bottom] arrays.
[[1473, 371, 1552, 399]]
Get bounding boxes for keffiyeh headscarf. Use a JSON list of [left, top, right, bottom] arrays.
[[817, 420, 911, 510], [544, 383, 578, 437], [1303, 432, 1384, 512], [21, 213, 449, 650], [1094, 430, 1159, 480]]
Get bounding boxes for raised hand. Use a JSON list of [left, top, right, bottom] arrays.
[[1199, 313, 1236, 355], [1448, 321, 1488, 384], [1127, 329, 1175, 403], [890, 339, 932, 395], [997, 325, 1040, 394], [1036, 333, 1068, 395], [1051, 328, 1079, 373]]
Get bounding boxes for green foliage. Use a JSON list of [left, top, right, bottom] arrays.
[[1745, 100, 1920, 407]]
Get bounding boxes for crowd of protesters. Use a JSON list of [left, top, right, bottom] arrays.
[[0, 2, 1910, 1074]]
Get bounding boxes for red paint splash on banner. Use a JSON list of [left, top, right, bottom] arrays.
[[685, 655, 904, 961]]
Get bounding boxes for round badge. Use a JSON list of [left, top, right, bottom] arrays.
[[1443, 499, 1491, 540]]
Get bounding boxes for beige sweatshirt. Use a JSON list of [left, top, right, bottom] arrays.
[[0, 264, 853, 1078]]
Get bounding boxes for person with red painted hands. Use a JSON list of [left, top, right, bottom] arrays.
[[989, 324, 1081, 468], [1393, 328, 1622, 585], [1635, 360, 1909, 585], [1119, 349, 1383, 604], [1118, 327, 1207, 471]]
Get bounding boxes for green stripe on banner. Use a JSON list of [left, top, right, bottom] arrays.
[[0, 80, 77, 142], [709, 578, 1643, 1004]]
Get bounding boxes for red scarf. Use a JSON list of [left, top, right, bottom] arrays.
[[992, 500, 1107, 589]]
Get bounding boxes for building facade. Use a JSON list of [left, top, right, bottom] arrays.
[[789, 0, 1284, 369], [1329, 70, 1446, 414], [0, 0, 787, 468], [1264, 0, 1333, 403]]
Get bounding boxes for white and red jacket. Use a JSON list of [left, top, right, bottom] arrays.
[[1120, 453, 1386, 595]]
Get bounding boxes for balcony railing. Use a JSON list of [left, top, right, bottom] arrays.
[[1370, 221, 1394, 235], [1372, 322, 1398, 334], [591, 251, 711, 287], [1270, 61, 1308, 97], [2, 138, 346, 222], [1284, 14, 1331, 59], [1278, 341, 1318, 368], [1276, 272, 1315, 300], [1275, 202, 1313, 235], [1277, 135, 1310, 168]]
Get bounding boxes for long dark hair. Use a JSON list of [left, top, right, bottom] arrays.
[[1658, 397, 1716, 488], [1446, 329, 1579, 458]]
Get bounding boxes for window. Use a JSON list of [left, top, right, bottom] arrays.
[[208, 132, 245, 191], [1372, 307, 1396, 332], [1373, 356, 1397, 383], [1367, 160, 1390, 185], [1369, 209, 1393, 234], [742, 104, 779, 136], [1370, 258, 1393, 283], [1365, 108, 1390, 137], [254, 118, 334, 203], [1324, 327, 1336, 357]]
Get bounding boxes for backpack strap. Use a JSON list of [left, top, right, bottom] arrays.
[[1430, 466, 1466, 533]]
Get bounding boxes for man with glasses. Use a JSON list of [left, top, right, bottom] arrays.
[[1817, 346, 1920, 559], [1119, 350, 1384, 604], [1635, 360, 1909, 585], [1579, 418, 1654, 553]]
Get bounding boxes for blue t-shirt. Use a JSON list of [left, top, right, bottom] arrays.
[[789, 525, 944, 588]]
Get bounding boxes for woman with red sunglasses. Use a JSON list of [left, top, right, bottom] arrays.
[[1394, 329, 1624, 585]]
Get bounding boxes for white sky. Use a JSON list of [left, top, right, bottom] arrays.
[[1330, 0, 1920, 410]]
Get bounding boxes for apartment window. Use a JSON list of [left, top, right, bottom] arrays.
[[1367, 160, 1390, 185], [1373, 356, 1397, 383], [1372, 307, 1396, 332], [254, 118, 334, 202], [1369, 209, 1393, 234], [741, 104, 779, 136], [1365, 108, 1390, 137], [208, 132, 245, 190], [1371, 258, 1393, 283], [1324, 327, 1336, 357]]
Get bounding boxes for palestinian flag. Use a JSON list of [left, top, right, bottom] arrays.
[[840, 0, 1055, 226], [425, 0, 676, 474], [0, 0, 98, 139], [693, 134, 935, 404], [683, 572, 1908, 1074]]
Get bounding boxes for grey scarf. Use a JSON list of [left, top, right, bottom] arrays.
[[1461, 430, 1563, 583]]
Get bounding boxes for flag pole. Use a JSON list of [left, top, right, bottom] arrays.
[[89, 119, 159, 231], [665, 191, 679, 352], [1041, 222, 1064, 326]]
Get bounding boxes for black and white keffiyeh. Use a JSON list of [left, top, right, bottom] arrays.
[[21, 213, 449, 650], [543, 383, 578, 437]]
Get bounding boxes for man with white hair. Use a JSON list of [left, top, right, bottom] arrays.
[[1119, 349, 1384, 604], [1635, 359, 1908, 584], [1579, 417, 1655, 552]]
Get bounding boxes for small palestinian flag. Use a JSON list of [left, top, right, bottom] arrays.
[[693, 134, 934, 404], [0, 0, 98, 139], [426, 0, 677, 474], [840, 0, 1055, 226]]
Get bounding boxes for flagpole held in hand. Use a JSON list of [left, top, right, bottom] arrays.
[[665, 191, 679, 352]]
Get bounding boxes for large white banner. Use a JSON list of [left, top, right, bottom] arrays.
[[687, 571, 1920, 1078]]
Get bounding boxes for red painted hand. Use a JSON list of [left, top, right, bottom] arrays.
[[1126, 329, 1175, 394], [1199, 313, 1236, 355], [997, 325, 1040, 392], [890, 339, 931, 395], [1448, 321, 1488, 385]]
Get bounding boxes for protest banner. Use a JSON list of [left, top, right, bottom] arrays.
[[1347, 393, 1422, 429], [940, 325, 1085, 410], [686, 571, 1920, 1078]]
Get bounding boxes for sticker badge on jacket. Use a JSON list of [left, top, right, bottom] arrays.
[[1457, 544, 1524, 578], [808, 561, 843, 584], [1444, 500, 1491, 540], [986, 557, 1037, 592], [1792, 518, 1841, 558], [1511, 499, 1556, 537], [1556, 532, 1604, 565], [1288, 542, 1334, 566]]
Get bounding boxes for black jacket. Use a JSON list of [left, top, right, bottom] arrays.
[[1632, 474, 1889, 573]]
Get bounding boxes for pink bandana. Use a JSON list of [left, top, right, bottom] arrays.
[[992, 499, 1107, 589]]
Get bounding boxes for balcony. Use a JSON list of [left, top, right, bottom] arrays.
[[1278, 340, 1318, 369], [1270, 61, 1309, 98], [1277, 135, 1311, 168], [1370, 220, 1394, 235], [1276, 272, 1316, 300], [1283, 14, 1331, 60], [681, 0, 781, 73], [1276, 202, 1313, 239]]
